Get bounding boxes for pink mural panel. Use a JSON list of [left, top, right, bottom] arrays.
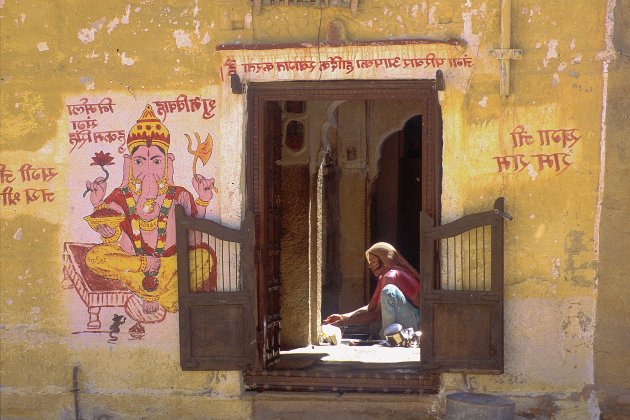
[[63, 93, 220, 345]]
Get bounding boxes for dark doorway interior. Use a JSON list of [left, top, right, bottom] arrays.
[[370, 116, 422, 293]]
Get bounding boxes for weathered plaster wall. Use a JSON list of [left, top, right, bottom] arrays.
[[1, 0, 626, 418], [594, 0, 630, 417], [429, 1, 608, 412]]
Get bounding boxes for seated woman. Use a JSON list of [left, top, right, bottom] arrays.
[[323, 242, 421, 339]]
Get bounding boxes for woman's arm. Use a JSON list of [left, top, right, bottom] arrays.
[[323, 303, 381, 327]]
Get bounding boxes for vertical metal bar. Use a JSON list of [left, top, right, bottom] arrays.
[[196, 232, 200, 291], [211, 235, 215, 291], [228, 242, 235, 292], [446, 238, 450, 290], [452, 236, 456, 290], [194, 232, 199, 292], [204, 232, 208, 291], [216, 239, 225, 292], [210, 235, 214, 291], [475, 227, 479, 290], [191, 233, 195, 292], [223, 239, 227, 292], [456, 234, 460, 290], [456, 236, 460, 290], [235, 243, 239, 291], [234, 242, 238, 292], [451, 237, 454, 290], [203, 232, 207, 291], [457, 233, 464, 289], [449, 237, 453, 290], [483, 225, 486, 290], [453, 235, 462, 290], [220, 238, 224, 292], [221, 238, 225, 292], [457, 235, 460, 290], [202, 232, 206, 291], [468, 231, 477, 290]]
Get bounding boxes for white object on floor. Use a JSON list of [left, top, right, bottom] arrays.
[[320, 324, 342, 345]]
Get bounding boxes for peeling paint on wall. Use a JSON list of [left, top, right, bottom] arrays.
[[120, 52, 135, 65], [173, 29, 193, 48], [78, 18, 106, 44], [544, 39, 559, 68]]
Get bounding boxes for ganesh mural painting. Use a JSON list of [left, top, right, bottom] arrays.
[[62, 103, 218, 340]]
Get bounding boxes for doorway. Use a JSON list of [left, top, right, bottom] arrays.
[[247, 81, 441, 369], [370, 115, 422, 295]]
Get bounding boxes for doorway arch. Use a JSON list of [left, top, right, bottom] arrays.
[[371, 115, 423, 285]]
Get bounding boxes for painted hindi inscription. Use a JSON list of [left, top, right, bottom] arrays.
[[153, 94, 217, 121], [0, 163, 57, 206], [493, 125, 582, 174], [67, 97, 125, 153], [67, 95, 217, 154], [220, 53, 474, 79]]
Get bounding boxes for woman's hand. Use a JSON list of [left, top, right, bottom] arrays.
[[323, 314, 345, 325]]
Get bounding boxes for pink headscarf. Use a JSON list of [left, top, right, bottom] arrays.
[[365, 242, 421, 283]]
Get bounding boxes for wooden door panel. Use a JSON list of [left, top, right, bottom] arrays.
[[257, 101, 283, 368], [189, 304, 245, 358], [433, 302, 494, 360]]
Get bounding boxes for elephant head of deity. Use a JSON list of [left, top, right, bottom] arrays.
[[121, 143, 173, 196], [87, 104, 214, 215], [121, 105, 176, 213]]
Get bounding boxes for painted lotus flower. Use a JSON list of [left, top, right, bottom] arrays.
[[83, 151, 115, 197], [90, 151, 115, 167]]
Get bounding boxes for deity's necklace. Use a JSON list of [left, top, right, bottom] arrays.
[[121, 186, 175, 292]]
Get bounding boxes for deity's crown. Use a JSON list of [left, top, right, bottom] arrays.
[[127, 105, 170, 152]]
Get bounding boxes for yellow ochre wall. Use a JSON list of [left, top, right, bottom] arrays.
[[1, 1, 628, 418]]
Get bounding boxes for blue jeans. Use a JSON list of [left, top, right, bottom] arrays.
[[380, 284, 420, 338]]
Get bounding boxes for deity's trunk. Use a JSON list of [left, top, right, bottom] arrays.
[[138, 173, 160, 215]]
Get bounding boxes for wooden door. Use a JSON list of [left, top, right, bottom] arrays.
[[256, 101, 283, 368], [419, 198, 508, 372], [176, 207, 256, 370]]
